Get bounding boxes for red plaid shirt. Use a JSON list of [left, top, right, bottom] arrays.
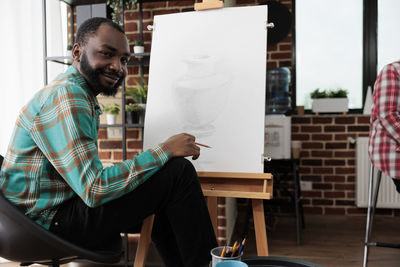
[[369, 61, 400, 179]]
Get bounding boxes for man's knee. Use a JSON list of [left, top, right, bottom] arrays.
[[164, 157, 198, 184]]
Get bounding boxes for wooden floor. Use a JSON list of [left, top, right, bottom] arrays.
[[1, 215, 400, 267]]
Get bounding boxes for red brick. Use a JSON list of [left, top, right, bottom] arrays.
[[324, 176, 345, 182], [271, 52, 291, 60], [278, 44, 291, 51], [124, 11, 151, 20], [348, 159, 355, 166], [127, 141, 142, 149], [300, 151, 310, 157], [336, 167, 355, 175], [291, 125, 300, 133], [299, 167, 312, 174], [126, 129, 140, 139], [348, 125, 369, 132], [312, 117, 333, 124], [324, 159, 346, 166], [302, 159, 322, 166], [335, 184, 355, 190], [279, 61, 291, 67], [336, 200, 355, 206], [218, 206, 225, 216], [347, 192, 355, 198], [142, 1, 167, 8], [267, 61, 278, 68], [302, 191, 322, 197], [313, 183, 333, 190], [312, 134, 333, 141], [326, 208, 345, 215], [324, 126, 346, 132], [292, 134, 310, 141], [124, 21, 138, 32], [357, 116, 371, 124], [302, 142, 323, 149], [311, 151, 333, 157], [301, 125, 322, 132], [335, 133, 356, 140], [98, 151, 111, 160], [267, 44, 278, 51], [301, 176, 322, 182], [335, 117, 355, 124], [313, 167, 334, 174], [217, 218, 227, 227], [217, 229, 226, 240], [292, 117, 311, 124], [324, 191, 345, 198], [335, 151, 355, 157], [168, 1, 194, 7], [313, 199, 334, 206], [99, 140, 122, 149], [153, 9, 180, 16], [98, 129, 107, 139], [127, 66, 139, 75], [325, 142, 347, 149], [237, 0, 257, 4]]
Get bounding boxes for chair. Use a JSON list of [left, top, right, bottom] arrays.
[[0, 154, 153, 267], [362, 163, 400, 267]]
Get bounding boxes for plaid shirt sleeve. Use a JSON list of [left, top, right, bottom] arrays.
[[31, 85, 170, 208], [374, 64, 400, 144]]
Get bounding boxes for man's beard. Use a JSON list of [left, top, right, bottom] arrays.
[[80, 52, 124, 96]]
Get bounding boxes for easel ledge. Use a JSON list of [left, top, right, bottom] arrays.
[[194, 0, 223, 11], [197, 171, 273, 256]]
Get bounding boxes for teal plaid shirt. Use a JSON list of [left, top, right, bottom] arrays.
[[0, 66, 170, 229]]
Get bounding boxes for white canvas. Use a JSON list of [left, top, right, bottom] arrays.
[[144, 6, 268, 173]]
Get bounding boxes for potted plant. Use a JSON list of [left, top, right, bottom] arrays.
[[310, 88, 349, 114], [126, 77, 148, 123], [125, 103, 143, 124], [66, 44, 73, 57], [102, 103, 120, 124], [107, 0, 137, 26], [133, 38, 145, 56]]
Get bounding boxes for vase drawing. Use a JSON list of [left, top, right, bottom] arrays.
[[173, 54, 231, 138]]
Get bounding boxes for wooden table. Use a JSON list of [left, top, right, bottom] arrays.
[[198, 171, 273, 256]]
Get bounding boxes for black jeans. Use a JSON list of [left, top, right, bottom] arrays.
[[49, 157, 217, 267]]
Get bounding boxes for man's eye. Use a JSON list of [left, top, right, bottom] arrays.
[[100, 51, 112, 57], [121, 58, 128, 64]]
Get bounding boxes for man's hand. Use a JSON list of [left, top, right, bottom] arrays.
[[163, 133, 200, 160]]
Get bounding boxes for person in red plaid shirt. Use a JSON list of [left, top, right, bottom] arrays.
[[369, 60, 400, 192]]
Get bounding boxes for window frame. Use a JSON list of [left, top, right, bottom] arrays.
[[292, 0, 377, 114]]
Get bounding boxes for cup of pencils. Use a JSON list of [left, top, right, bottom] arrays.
[[210, 238, 246, 267]]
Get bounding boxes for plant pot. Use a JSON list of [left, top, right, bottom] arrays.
[[126, 111, 141, 124], [106, 114, 117, 125], [138, 104, 146, 124], [133, 46, 144, 58], [312, 98, 349, 113]]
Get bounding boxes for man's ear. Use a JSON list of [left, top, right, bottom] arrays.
[[72, 44, 82, 62]]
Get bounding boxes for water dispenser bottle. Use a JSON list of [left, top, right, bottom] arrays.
[[266, 67, 291, 114]]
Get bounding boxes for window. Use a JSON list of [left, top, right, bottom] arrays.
[[295, 0, 363, 109], [377, 0, 400, 73]]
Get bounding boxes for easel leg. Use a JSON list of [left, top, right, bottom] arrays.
[[134, 215, 155, 267], [207, 196, 218, 238], [252, 199, 268, 256]]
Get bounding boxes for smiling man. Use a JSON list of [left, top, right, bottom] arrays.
[[0, 17, 217, 267]]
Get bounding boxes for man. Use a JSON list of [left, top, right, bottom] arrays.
[[0, 17, 217, 267], [369, 60, 400, 192]]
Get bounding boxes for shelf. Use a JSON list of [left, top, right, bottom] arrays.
[[46, 56, 73, 65], [99, 123, 144, 128]]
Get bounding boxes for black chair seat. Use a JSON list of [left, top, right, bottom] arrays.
[[0, 155, 122, 266]]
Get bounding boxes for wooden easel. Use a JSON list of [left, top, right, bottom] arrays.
[[198, 171, 273, 256], [194, 0, 223, 11]]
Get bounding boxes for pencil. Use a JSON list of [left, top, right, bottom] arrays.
[[195, 142, 212, 148], [239, 238, 246, 254], [220, 246, 226, 257]]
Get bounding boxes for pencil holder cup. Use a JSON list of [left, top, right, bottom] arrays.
[[210, 246, 243, 267], [215, 260, 248, 267]]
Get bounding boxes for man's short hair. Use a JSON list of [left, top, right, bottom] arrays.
[[76, 17, 125, 46]]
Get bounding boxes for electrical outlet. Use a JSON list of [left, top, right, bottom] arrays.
[[300, 181, 312, 191], [107, 127, 122, 139]]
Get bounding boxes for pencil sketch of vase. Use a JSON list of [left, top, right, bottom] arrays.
[[173, 54, 231, 138]]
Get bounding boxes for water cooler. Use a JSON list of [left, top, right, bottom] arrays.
[[264, 68, 291, 159]]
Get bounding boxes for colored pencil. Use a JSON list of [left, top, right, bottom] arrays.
[[195, 142, 212, 148]]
